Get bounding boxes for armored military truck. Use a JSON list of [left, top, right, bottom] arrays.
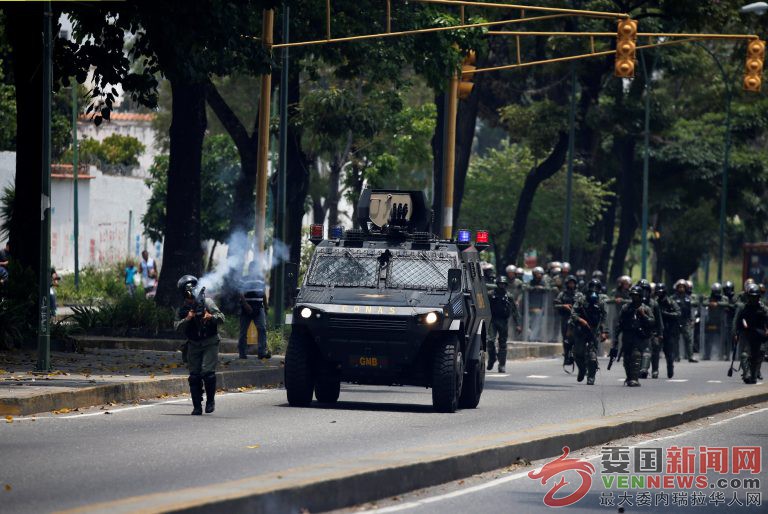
[[285, 189, 492, 412]]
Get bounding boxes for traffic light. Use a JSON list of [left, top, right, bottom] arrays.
[[744, 39, 766, 93], [615, 18, 638, 79], [458, 50, 476, 100]]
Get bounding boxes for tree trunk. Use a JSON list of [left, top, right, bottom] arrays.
[[452, 86, 480, 227], [207, 240, 218, 272], [503, 132, 570, 266], [7, 4, 43, 280], [598, 194, 618, 275], [154, 80, 207, 306], [431, 93, 445, 235], [326, 159, 342, 228], [609, 136, 638, 281]]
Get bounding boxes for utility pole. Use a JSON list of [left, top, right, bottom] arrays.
[[639, 51, 653, 280], [274, 4, 289, 329], [72, 83, 80, 289], [562, 62, 577, 262], [37, 1, 53, 372], [255, 9, 275, 267]]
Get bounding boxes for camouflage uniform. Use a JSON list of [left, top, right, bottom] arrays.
[[615, 295, 655, 387], [732, 290, 768, 384], [554, 282, 580, 364], [176, 296, 225, 414], [673, 289, 695, 361], [656, 293, 681, 378], [569, 290, 606, 384], [487, 281, 521, 372]]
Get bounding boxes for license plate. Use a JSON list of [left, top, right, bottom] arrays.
[[351, 356, 388, 368]]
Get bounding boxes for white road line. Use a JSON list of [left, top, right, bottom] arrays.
[[707, 380, 722, 383], [366, 406, 768, 513], [526, 375, 549, 379], [667, 379, 688, 383], [486, 374, 509, 378], [7, 388, 274, 422]]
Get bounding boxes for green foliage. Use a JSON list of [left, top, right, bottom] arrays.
[[56, 265, 126, 304], [0, 80, 15, 151], [0, 183, 12, 241], [61, 134, 145, 172], [142, 134, 239, 243], [69, 296, 175, 335], [460, 141, 613, 258], [658, 202, 718, 281]]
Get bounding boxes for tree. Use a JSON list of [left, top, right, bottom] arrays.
[[461, 141, 612, 270], [143, 134, 240, 270]]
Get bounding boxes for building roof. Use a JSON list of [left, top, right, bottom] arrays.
[[78, 112, 156, 122], [51, 163, 95, 180]]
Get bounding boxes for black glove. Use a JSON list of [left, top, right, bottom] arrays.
[[609, 346, 618, 360]]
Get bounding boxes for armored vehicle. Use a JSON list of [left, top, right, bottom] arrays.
[[285, 189, 492, 412]]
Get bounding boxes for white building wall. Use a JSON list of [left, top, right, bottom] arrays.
[[0, 152, 154, 272], [77, 117, 160, 178]]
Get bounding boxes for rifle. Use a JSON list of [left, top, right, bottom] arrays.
[[727, 332, 739, 377]]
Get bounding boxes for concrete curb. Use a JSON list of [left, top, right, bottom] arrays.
[[58, 385, 768, 514], [74, 336, 245, 355], [0, 367, 284, 417]]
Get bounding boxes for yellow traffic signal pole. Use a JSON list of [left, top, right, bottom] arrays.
[[442, 72, 459, 239], [255, 9, 274, 271]]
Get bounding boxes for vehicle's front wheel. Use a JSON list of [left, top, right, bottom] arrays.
[[459, 350, 485, 409], [315, 365, 341, 404], [432, 336, 464, 413], [285, 329, 314, 407]]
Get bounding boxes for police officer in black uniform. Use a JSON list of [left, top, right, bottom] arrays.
[[554, 275, 580, 366], [570, 279, 606, 385], [638, 279, 663, 379], [733, 284, 768, 384], [655, 284, 681, 378]]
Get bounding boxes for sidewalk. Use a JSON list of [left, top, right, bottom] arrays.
[[0, 347, 283, 416]]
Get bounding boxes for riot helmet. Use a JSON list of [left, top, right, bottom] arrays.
[[746, 283, 761, 305], [565, 275, 578, 290], [177, 275, 198, 300], [629, 285, 643, 305], [723, 281, 735, 298], [655, 283, 668, 298], [710, 282, 723, 300]]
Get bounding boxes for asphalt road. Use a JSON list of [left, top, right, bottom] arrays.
[[0, 357, 763, 514], [349, 402, 768, 514]]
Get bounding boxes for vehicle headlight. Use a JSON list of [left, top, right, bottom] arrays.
[[300, 307, 312, 319], [425, 312, 438, 324]]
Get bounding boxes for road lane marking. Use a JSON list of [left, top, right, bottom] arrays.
[[707, 380, 722, 383], [667, 379, 688, 383], [486, 374, 509, 378], [526, 375, 549, 379], [367, 406, 768, 513]]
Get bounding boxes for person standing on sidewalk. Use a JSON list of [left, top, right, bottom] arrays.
[[175, 275, 225, 415], [124, 260, 138, 297], [140, 250, 158, 298], [238, 261, 271, 360]]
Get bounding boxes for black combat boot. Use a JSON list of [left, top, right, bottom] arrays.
[[576, 364, 585, 383], [203, 374, 216, 413], [189, 375, 203, 415], [667, 361, 674, 379]]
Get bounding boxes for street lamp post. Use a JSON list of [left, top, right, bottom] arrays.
[[274, 4, 289, 330], [562, 62, 577, 263], [37, 1, 53, 372], [639, 51, 653, 280], [72, 83, 80, 290]]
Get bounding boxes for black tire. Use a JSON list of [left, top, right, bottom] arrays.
[[431, 336, 464, 413], [459, 350, 485, 409], [285, 329, 314, 407], [315, 367, 341, 404]]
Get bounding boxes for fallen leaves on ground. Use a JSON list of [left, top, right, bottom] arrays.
[[5, 416, 12, 424], [4, 484, 11, 492], [246, 444, 260, 449], [52, 408, 71, 415]]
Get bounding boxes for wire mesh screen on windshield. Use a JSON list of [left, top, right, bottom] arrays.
[[307, 254, 379, 288], [387, 258, 452, 290]]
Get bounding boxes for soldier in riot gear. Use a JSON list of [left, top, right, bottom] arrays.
[[175, 275, 225, 415], [575, 269, 587, 292], [638, 279, 664, 379], [673, 279, 697, 363], [612, 276, 632, 303], [570, 279, 607, 385], [487, 276, 521, 373], [592, 271, 606, 292], [613, 285, 655, 387], [550, 266, 563, 291], [526, 266, 548, 340], [655, 284, 681, 378], [554, 275, 580, 366], [507, 265, 523, 306], [703, 283, 730, 361], [732, 284, 768, 384]]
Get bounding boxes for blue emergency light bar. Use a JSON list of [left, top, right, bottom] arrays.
[[330, 225, 344, 239], [457, 229, 471, 244]]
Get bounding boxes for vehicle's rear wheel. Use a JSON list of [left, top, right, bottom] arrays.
[[315, 366, 341, 404], [285, 329, 314, 407], [459, 350, 486, 409], [432, 336, 464, 413]]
